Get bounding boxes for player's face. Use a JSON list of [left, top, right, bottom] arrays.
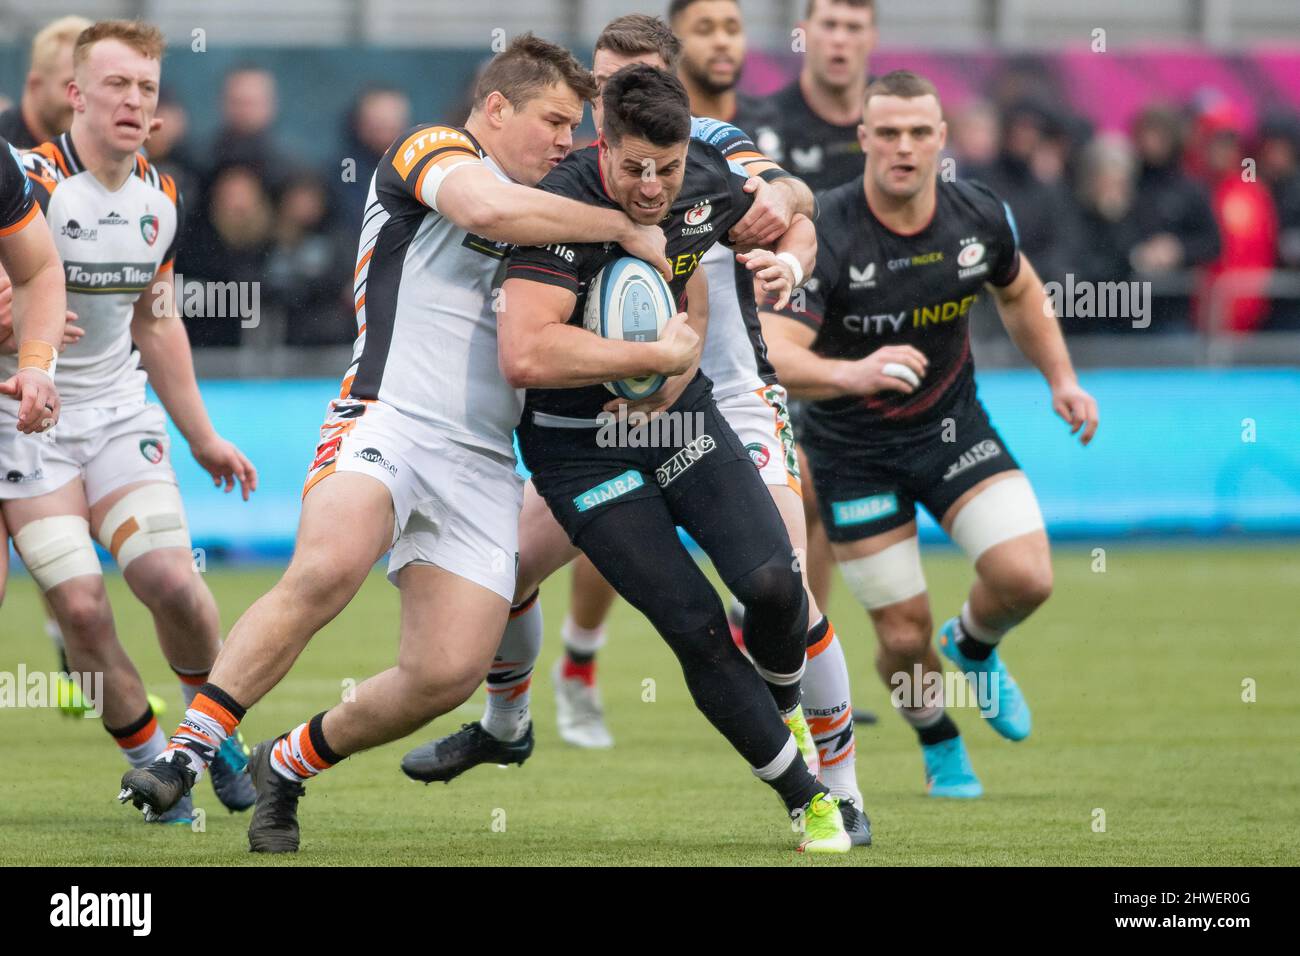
[[30, 43, 77, 135], [71, 39, 159, 156], [495, 83, 585, 186], [591, 49, 667, 133], [673, 0, 746, 96], [860, 94, 946, 200], [803, 0, 877, 94], [599, 135, 688, 225]]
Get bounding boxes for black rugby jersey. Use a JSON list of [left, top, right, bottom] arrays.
[[506, 138, 755, 421], [748, 80, 865, 192], [780, 176, 1021, 446], [0, 136, 37, 236]]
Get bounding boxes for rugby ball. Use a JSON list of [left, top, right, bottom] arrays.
[[583, 256, 675, 400]]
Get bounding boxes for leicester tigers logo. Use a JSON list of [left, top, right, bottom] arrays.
[[139, 213, 159, 246]]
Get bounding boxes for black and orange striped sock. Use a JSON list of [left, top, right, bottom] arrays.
[[269, 712, 345, 783], [106, 705, 165, 769], [166, 682, 245, 773]]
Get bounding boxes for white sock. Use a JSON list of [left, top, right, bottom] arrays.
[[960, 600, 1007, 646], [481, 592, 544, 741], [116, 724, 167, 769], [802, 617, 862, 805], [561, 613, 606, 658], [173, 668, 209, 709]]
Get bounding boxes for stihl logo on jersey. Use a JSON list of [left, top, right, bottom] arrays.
[[849, 263, 877, 289], [544, 243, 576, 263], [64, 262, 155, 290], [394, 126, 473, 177], [655, 434, 716, 487]]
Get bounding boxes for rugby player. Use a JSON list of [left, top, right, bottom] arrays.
[[0, 17, 89, 149], [757, 0, 880, 643], [3, 21, 260, 820], [118, 36, 689, 852], [0, 128, 70, 656], [763, 71, 1098, 796], [403, 15, 872, 840], [493, 64, 847, 851]]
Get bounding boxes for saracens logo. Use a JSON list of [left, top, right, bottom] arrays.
[[957, 242, 986, 268], [140, 214, 159, 246], [139, 439, 164, 464], [683, 201, 712, 227], [745, 442, 770, 469]]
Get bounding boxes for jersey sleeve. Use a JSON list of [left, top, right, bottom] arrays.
[[379, 124, 482, 213], [715, 154, 759, 248], [968, 179, 1022, 287], [503, 156, 599, 294], [690, 116, 789, 184], [160, 173, 184, 271], [0, 139, 38, 237]]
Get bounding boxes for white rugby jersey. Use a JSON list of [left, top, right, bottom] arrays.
[[6, 133, 181, 408], [344, 123, 521, 458], [688, 117, 780, 400]]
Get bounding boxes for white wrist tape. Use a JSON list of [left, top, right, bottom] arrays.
[[775, 252, 804, 286]]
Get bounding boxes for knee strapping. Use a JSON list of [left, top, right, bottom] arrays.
[[96, 484, 191, 570], [839, 537, 927, 610], [14, 516, 102, 591]]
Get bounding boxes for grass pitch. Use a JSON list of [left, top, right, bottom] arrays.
[[1, 544, 1296, 866]]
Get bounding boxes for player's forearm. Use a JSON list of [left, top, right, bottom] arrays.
[[762, 319, 855, 400], [501, 321, 671, 390], [472, 183, 637, 249], [133, 313, 218, 445], [772, 176, 815, 221], [10, 258, 66, 351], [997, 284, 1078, 388], [772, 215, 817, 281]]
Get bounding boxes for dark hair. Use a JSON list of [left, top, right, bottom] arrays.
[[601, 64, 692, 147], [667, 0, 734, 22], [595, 15, 682, 71], [805, 0, 875, 19], [472, 33, 596, 110], [863, 69, 940, 109]]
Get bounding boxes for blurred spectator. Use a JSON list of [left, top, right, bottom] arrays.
[[207, 65, 291, 192], [949, 99, 1000, 181], [1069, 133, 1143, 333], [975, 99, 1079, 287], [1189, 106, 1279, 335], [330, 86, 411, 242], [180, 165, 275, 347], [265, 170, 353, 345], [0, 16, 90, 148], [1257, 113, 1300, 269], [1127, 106, 1220, 331]]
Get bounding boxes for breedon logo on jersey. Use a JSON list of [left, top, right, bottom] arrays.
[[64, 261, 156, 295]]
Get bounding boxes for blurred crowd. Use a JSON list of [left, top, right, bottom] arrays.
[[3, 19, 1300, 345], [945, 63, 1300, 334]]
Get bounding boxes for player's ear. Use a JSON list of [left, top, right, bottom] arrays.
[[937, 120, 948, 152], [484, 90, 509, 129], [857, 123, 869, 152]]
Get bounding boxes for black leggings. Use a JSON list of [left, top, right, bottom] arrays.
[[574, 457, 805, 769]]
